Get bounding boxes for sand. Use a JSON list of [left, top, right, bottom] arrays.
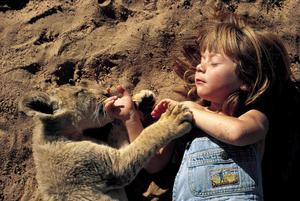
[[0, 0, 299, 200]]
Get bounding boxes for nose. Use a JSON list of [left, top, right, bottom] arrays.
[[196, 63, 205, 73]]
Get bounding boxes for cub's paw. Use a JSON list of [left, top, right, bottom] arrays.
[[133, 90, 155, 115], [160, 103, 193, 137]]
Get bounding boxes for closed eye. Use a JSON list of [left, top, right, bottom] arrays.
[[211, 63, 220, 67]]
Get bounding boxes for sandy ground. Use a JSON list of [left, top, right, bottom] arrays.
[[0, 0, 299, 200]]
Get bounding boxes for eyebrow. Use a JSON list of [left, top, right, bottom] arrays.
[[201, 53, 223, 59]]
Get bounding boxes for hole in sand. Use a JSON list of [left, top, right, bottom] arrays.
[[0, 0, 29, 12], [53, 61, 76, 86]]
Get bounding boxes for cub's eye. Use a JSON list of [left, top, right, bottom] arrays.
[[74, 89, 88, 96]]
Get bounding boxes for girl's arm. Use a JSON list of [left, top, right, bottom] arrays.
[[152, 99, 269, 146], [189, 105, 269, 146], [143, 141, 175, 173]]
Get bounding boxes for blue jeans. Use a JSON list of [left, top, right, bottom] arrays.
[[173, 137, 263, 201]]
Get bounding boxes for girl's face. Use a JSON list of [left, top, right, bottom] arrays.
[[195, 50, 244, 108]]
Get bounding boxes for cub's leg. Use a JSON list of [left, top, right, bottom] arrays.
[[111, 103, 192, 185]]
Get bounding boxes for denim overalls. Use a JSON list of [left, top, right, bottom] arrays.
[[173, 137, 264, 201]]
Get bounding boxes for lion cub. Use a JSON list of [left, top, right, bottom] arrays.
[[19, 83, 192, 201]]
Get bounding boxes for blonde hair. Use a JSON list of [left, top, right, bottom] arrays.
[[174, 14, 294, 116]]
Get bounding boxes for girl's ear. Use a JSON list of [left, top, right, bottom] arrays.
[[240, 84, 250, 92]]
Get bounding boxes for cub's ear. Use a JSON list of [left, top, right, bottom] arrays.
[[18, 92, 58, 117]]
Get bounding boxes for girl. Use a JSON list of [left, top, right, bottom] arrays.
[[150, 14, 297, 200], [105, 13, 298, 200]]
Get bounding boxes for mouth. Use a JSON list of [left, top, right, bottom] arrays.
[[195, 78, 206, 85]]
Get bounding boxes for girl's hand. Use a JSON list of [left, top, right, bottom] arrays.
[[151, 99, 179, 119], [104, 86, 138, 122], [151, 100, 204, 121]]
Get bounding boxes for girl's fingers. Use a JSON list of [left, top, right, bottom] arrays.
[[104, 96, 117, 103], [104, 96, 117, 109], [116, 85, 125, 94], [106, 87, 111, 94], [151, 100, 170, 119], [117, 85, 130, 97], [151, 99, 180, 119], [104, 100, 114, 110]]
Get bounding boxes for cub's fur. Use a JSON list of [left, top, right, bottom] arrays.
[[19, 83, 192, 201]]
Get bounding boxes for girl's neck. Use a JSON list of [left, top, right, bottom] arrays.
[[208, 102, 222, 112]]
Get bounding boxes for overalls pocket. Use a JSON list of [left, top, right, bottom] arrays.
[[187, 146, 259, 198]]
